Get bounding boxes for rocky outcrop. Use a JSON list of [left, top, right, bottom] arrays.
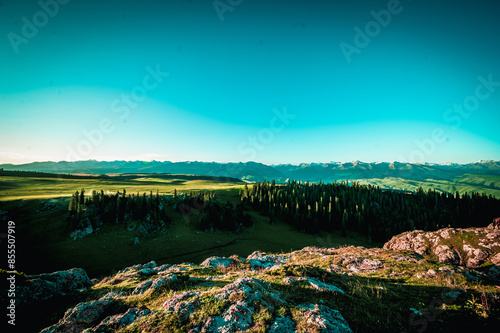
[[132, 273, 178, 295], [299, 303, 352, 333], [91, 306, 151, 332], [16, 268, 91, 306], [34, 228, 500, 332], [40, 292, 122, 333], [383, 227, 500, 269], [246, 251, 290, 269], [200, 256, 236, 268]]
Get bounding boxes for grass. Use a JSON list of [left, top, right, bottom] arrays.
[[0, 171, 245, 201], [11, 245, 500, 333], [0, 172, 374, 278], [3, 171, 499, 332], [356, 175, 500, 197]]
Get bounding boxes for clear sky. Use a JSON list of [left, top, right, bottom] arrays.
[[1, 0, 500, 165]]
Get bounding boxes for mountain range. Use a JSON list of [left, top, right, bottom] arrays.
[[1, 160, 499, 185]]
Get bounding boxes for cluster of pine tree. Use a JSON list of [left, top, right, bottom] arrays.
[[176, 191, 251, 232], [241, 180, 500, 242], [67, 189, 170, 233]]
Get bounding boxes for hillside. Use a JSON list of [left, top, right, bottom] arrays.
[[2, 160, 500, 197], [5, 223, 500, 332]]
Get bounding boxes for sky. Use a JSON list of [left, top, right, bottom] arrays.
[[1, 0, 500, 165]]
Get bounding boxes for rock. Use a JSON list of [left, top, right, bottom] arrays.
[[40, 292, 119, 332], [200, 256, 236, 268], [435, 245, 460, 265], [299, 303, 352, 332], [92, 306, 150, 332], [488, 217, 500, 229], [427, 269, 437, 278], [163, 291, 201, 321], [384, 227, 500, 269], [490, 253, 500, 265], [392, 255, 420, 263], [132, 280, 153, 295], [70, 224, 94, 240], [342, 257, 383, 273], [132, 274, 178, 296], [17, 268, 91, 305], [464, 247, 489, 268], [202, 300, 253, 332], [383, 230, 427, 256], [269, 316, 297, 333], [246, 251, 290, 269], [307, 278, 345, 294]]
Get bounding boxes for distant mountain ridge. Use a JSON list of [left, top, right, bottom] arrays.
[[1, 160, 499, 184]]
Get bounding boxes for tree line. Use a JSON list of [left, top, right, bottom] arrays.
[[240, 180, 500, 242], [67, 189, 251, 234]]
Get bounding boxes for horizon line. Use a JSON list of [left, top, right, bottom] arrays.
[[1, 159, 498, 167]]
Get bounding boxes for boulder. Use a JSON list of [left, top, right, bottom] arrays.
[[91, 306, 151, 332], [163, 291, 201, 321], [246, 251, 290, 269], [299, 303, 352, 333], [269, 317, 297, 333], [17, 268, 91, 305], [200, 256, 236, 268], [202, 300, 254, 332], [40, 292, 120, 332], [307, 278, 345, 294], [434, 245, 460, 265]]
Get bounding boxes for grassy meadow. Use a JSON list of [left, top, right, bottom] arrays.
[[0, 171, 373, 278]]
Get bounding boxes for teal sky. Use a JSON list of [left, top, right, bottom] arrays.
[[1, 0, 500, 165]]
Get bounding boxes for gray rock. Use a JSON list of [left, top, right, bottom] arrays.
[[307, 278, 345, 294], [201, 256, 236, 268], [269, 316, 297, 333], [17, 268, 91, 305], [435, 245, 460, 265], [246, 251, 290, 269], [92, 306, 151, 332], [40, 293, 119, 332], [299, 303, 352, 333], [133, 274, 178, 295], [342, 257, 383, 273], [202, 300, 253, 332], [163, 291, 201, 321]]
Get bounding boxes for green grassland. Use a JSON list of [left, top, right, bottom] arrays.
[[0, 171, 373, 278], [0, 171, 245, 201], [356, 174, 500, 197]]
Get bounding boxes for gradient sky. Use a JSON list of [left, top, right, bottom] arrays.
[[1, 0, 500, 165]]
